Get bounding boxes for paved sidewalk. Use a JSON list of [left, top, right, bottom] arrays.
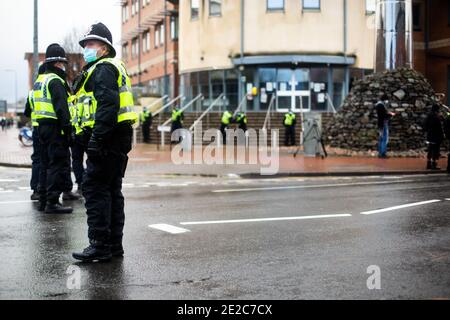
[[1, 128, 447, 177]]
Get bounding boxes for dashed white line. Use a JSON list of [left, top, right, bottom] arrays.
[[360, 200, 442, 215], [148, 224, 191, 234], [180, 213, 352, 226], [0, 200, 38, 205], [212, 180, 415, 193]]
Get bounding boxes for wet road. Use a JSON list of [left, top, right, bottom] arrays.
[[0, 166, 449, 299]]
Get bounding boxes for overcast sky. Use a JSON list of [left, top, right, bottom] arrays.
[[0, 0, 121, 106]]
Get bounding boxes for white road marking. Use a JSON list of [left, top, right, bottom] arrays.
[[148, 224, 191, 234], [180, 213, 352, 226], [0, 200, 38, 205], [0, 179, 20, 182], [0, 190, 14, 194], [212, 180, 415, 193], [18, 187, 32, 191], [360, 200, 442, 215]]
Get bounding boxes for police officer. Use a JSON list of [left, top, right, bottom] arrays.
[[220, 110, 233, 144], [32, 44, 74, 214], [140, 107, 152, 143], [24, 64, 44, 201], [423, 104, 444, 170], [171, 106, 184, 144], [72, 23, 137, 262], [235, 112, 248, 133], [283, 111, 296, 147]]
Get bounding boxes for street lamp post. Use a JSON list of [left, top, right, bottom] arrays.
[[3, 69, 18, 114]]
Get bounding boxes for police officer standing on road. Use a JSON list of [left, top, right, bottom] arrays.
[[24, 64, 46, 200], [33, 44, 74, 214], [283, 111, 296, 147], [72, 23, 137, 262]]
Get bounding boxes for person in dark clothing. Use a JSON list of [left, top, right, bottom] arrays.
[[423, 104, 444, 170], [140, 107, 152, 143], [235, 112, 248, 133], [375, 94, 395, 158], [24, 65, 47, 200], [443, 111, 450, 173], [283, 111, 297, 147], [33, 44, 75, 214], [72, 23, 138, 262]]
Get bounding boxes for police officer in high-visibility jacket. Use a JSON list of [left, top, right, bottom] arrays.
[[72, 23, 138, 262], [235, 112, 248, 132], [24, 63, 44, 201], [283, 111, 296, 146], [170, 106, 184, 144], [220, 110, 233, 144], [33, 44, 74, 214], [140, 107, 152, 143]]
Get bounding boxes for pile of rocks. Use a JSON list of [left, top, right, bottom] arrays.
[[324, 68, 443, 152]]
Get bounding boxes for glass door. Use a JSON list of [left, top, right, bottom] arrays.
[[276, 69, 311, 112]]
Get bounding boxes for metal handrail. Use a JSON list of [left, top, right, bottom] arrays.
[[262, 95, 276, 131], [233, 95, 247, 117], [153, 95, 184, 117], [189, 94, 225, 131], [143, 95, 168, 111], [325, 93, 337, 113], [160, 94, 203, 127]]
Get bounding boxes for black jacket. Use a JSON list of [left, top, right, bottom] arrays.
[[423, 111, 444, 143], [73, 56, 122, 144], [37, 65, 72, 135], [376, 101, 392, 129]]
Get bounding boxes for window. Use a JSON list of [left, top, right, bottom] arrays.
[[155, 26, 160, 48], [303, 0, 320, 10], [413, 3, 422, 31], [131, 37, 139, 59], [267, 0, 284, 11], [171, 16, 179, 40], [209, 0, 222, 16], [143, 0, 150, 7], [131, 0, 139, 16], [122, 5, 129, 23], [160, 23, 165, 45], [366, 0, 376, 14], [143, 30, 150, 52], [191, 0, 200, 20], [122, 43, 129, 60]]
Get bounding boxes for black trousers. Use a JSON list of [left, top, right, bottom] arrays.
[[30, 128, 40, 191], [82, 125, 132, 244], [285, 126, 296, 146], [38, 125, 71, 204], [427, 142, 441, 162], [220, 124, 228, 145], [71, 137, 86, 186], [142, 123, 150, 143]]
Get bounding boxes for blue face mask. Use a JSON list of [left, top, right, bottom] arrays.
[[83, 47, 98, 64]]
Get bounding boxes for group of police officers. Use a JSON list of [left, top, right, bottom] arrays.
[[25, 23, 137, 262]]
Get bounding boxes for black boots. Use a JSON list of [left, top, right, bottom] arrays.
[[62, 191, 82, 201], [72, 240, 113, 262], [30, 191, 40, 201], [45, 201, 73, 214], [111, 243, 124, 257]]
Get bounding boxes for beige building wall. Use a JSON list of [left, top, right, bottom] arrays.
[[179, 0, 376, 74]]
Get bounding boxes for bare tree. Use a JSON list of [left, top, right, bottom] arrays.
[[61, 27, 84, 54]]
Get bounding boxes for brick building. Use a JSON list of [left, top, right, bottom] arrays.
[[120, 0, 179, 99]]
